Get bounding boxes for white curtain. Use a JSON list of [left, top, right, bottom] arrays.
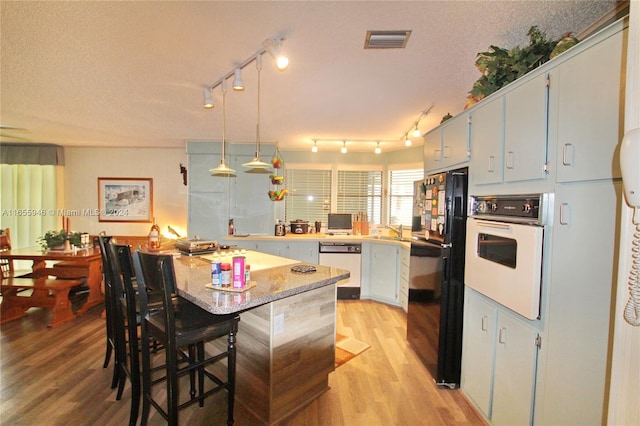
[[0, 164, 59, 249]]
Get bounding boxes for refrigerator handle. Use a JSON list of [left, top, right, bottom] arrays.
[[442, 255, 449, 283]]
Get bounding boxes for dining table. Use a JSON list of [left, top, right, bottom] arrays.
[[0, 246, 104, 318]]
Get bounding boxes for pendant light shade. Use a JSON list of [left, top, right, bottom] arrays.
[[243, 53, 271, 170], [210, 80, 236, 176]]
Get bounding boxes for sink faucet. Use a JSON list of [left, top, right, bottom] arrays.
[[386, 224, 403, 240]]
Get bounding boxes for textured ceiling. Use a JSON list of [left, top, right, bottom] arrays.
[[0, 1, 622, 152]]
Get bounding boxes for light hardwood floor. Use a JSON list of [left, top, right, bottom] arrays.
[[0, 299, 486, 425]]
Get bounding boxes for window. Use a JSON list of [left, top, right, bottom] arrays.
[[388, 169, 423, 226], [336, 170, 382, 223], [284, 168, 331, 223]]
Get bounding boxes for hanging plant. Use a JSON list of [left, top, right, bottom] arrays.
[[466, 26, 574, 108]]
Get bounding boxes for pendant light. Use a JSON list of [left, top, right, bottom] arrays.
[[242, 53, 271, 170], [210, 79, 236, 176]]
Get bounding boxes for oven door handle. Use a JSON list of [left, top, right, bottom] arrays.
[[475, 220, 512, 231]]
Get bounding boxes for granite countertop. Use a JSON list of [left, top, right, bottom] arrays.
[[172, 249, 350, 314]]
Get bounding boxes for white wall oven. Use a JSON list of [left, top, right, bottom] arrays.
[[464, 194, 551, 320]]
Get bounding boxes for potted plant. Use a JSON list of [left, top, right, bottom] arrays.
[[38, 229, 81, 250]]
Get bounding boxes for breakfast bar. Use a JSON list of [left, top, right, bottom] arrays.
[[172, 249, 349, 425]]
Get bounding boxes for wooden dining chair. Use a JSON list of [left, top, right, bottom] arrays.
[[0, 228, 32, 279], [132, 250, 240, 426]]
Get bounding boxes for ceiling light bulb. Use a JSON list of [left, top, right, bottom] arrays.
[[232, 67, 244, 91], [276, 55, 289, 71], [341, 141, 347, 154], [405, 135, 412, 146], [203, 88, 214, 109], [273, 39, 289, 71], [412, 124, 421, 138], [312, 140, 318, 153], [375, 142, 381, 154]]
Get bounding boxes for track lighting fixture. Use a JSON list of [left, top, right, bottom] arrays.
[[203, 88, 214, 109], [312, 139, 318, 153], [209, 80, 236, 176], [203, 35, 289, 99], [400, 105, 433, 147], [264, 37, 289, 71], [341, 141, 347, 154], [232, 67, 245, 91], [375, 141, 381, 154]]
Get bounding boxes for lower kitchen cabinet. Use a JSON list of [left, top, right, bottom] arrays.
[[462, 288, 539, 425], [284, 241, 318, 263], [361, 242, 400, 306], [229, 240, 318, 263]]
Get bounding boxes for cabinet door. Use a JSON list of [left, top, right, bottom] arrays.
[[368, 244, 399, 303], [492, 313, 538, 426], [554, 28, 625, 182], [423, 129, 442, 173], [441, 113, 470, 168], [504, 73, 549, 182], [254, 241, 285, 257], [536, 181, 619, 425], [285, 241, 318, 263], [470, 97, 504, 185], [461, 290, 497, 418]]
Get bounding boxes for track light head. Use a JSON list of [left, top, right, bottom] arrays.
[[412, 123, 421, 138], [375, 142, 381, 154], [264, 37, 289, 71], [232, 67, 244, 91], [312, 140, 318, 153], [203, 88, 214, 109], [341, 141, 347, 154], [405, 135, 412, 146]]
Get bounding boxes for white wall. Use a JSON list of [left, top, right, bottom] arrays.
[[63, 146, 188, 237], [609, 2, 640, 424]]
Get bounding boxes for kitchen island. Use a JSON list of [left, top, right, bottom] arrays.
[[172, 249, 349, 425]]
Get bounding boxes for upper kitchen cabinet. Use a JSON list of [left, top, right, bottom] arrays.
[[469, 97, 505, 185], [424, 113, 470, 174], [551, 22, 627, 183], [503, 72, 550, 183]]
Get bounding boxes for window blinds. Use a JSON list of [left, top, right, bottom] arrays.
[[388, 169, 423, 226], [284, 168, 331, 223]]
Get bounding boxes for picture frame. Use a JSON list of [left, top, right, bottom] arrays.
[[97, 177, 153, 222]]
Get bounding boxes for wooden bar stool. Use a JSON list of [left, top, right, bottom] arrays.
[[132, 250, 239, 426]]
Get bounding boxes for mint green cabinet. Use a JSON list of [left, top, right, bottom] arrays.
[[461, 290, 497, 418], [362, 242, 400, 305], [469, 97, 504, 185], [552, 26, 626, 183], [423, 113, 470, 174], [492, 312, 539, 426], [423, 128, 442, 173], [504, 72, 549, 183], [462, 289, 539, 425]]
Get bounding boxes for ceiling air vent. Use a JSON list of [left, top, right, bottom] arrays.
[[364, 30, 411, 49]]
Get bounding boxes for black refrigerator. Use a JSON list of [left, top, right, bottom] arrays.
[[406, 167, 467, 389]]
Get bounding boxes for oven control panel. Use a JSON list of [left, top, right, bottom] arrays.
[[469, 194, 549, 225]]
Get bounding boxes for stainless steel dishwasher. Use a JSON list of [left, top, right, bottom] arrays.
[[318, 242, 361, 299]]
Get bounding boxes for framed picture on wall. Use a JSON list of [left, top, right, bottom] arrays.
[[98, 177, 153, 222]]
